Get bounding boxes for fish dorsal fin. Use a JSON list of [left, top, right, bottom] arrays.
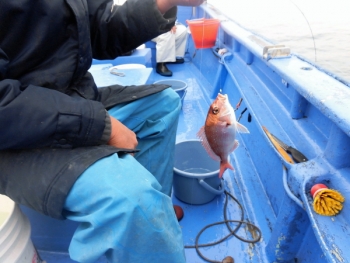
[[236, 122, 250, 133], [197, 126, 221, 162]]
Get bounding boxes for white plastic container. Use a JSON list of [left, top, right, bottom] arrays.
[[110, 63, 146, 70], [0, 194, 39, 263]]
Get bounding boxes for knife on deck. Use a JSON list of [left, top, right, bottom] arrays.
[[262, 126, 295, 164], [269, 133, 308, 163]]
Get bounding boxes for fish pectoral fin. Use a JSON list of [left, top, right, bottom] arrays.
[[197, 126, 221, 162], [236, 122, 250, 133]]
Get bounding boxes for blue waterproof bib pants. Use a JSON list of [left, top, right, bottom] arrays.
[[63, 89, 186, 263]]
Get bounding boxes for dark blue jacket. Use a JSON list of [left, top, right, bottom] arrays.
[[0, 0, 176, 219]]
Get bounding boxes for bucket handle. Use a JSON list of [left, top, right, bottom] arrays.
[[198, 179, 225, 195], [180, 89, 187, 101]]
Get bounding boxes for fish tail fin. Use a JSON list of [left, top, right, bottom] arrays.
[[219, 161, 234, 178]]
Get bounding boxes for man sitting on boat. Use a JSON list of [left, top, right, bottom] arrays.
[[0, 0, 204, 262], [152, 21, 188, 76]]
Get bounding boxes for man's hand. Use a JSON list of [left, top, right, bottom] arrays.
[[108, 116, 138, 151], [157, 0, 205, 14]]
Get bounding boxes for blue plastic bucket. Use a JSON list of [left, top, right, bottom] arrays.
[[154, 79, 187, 106], [173, 140, 224, 205]]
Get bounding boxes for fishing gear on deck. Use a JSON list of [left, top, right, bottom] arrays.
[[234, 98, 249, 123], [235, 98, 243, 111], [237, 108, 247, 122], [311, 184, 345, 216], [262, 125, 345, 216], [184, 186, 262, 263], [269, 133, 308, 163], [262, 126, 308, 164]]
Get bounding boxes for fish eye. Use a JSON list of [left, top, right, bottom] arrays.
[[212, 107, 219, 115]]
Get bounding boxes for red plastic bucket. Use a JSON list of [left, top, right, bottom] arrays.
[[186, 19, 220, 49]]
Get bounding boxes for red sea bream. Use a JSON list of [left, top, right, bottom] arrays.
[[197, 93, 249, 178]]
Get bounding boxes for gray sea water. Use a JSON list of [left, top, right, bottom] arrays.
[[208, 0, 350, 84]]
